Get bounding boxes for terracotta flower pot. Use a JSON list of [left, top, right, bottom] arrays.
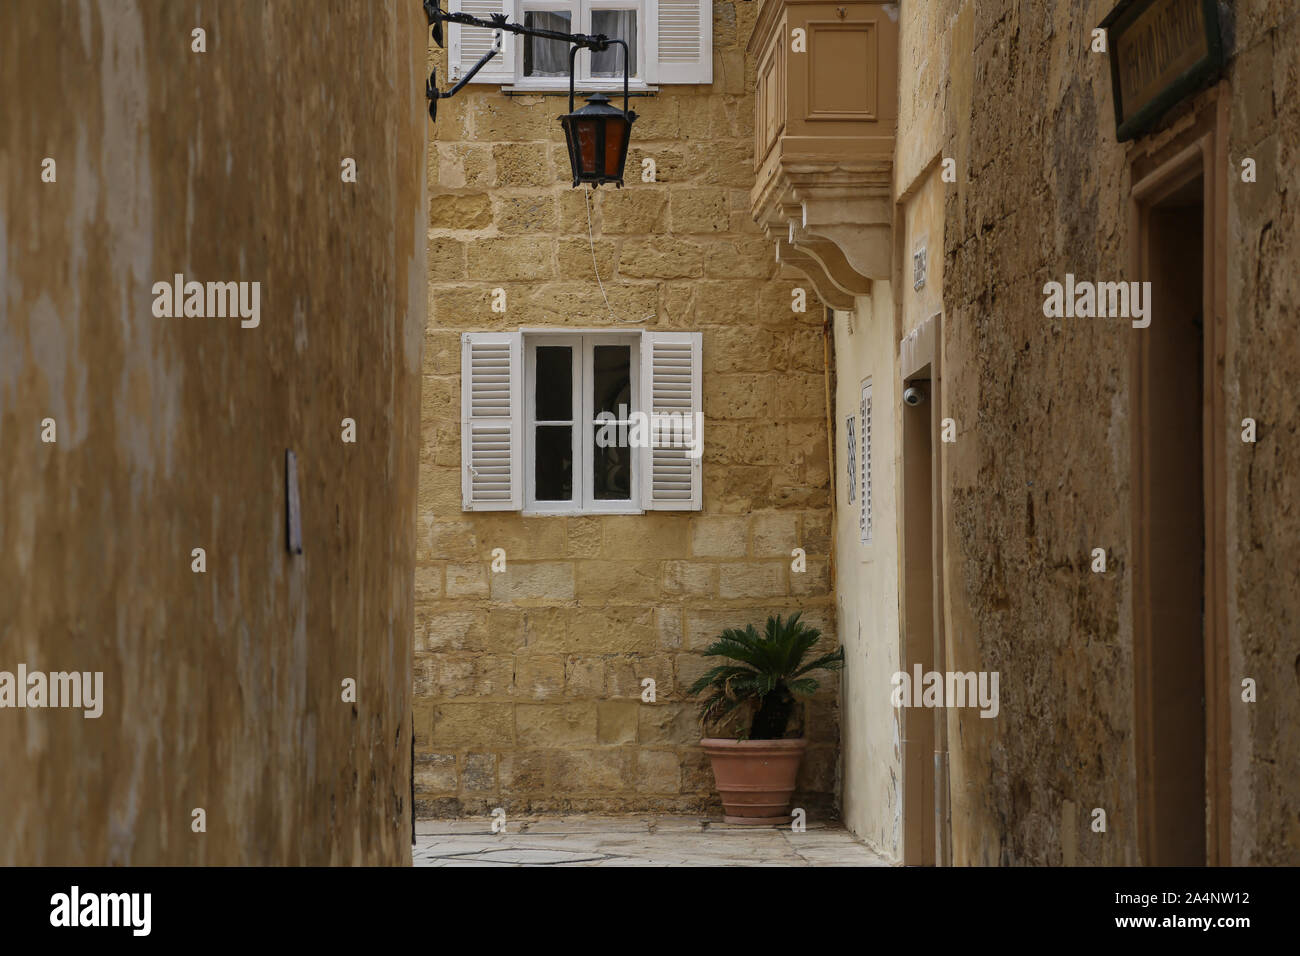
[[700, 737, 807, 825]]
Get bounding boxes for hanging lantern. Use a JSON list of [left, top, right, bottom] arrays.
[[424, 3, 639, 188], [559, 41, 637, 188]]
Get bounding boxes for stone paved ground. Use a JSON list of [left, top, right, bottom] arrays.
[[413, 815, 892, 866]]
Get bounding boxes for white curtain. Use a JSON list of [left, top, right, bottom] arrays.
[[524, 11, 572, 77], [591, 11, 637, 78], [524, 9, 638, 80]]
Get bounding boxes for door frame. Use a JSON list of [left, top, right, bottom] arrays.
[[1127, 87, 1230, 866], [899, 312, 950, 865]]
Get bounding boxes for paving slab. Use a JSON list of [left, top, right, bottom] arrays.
[[413, 815, 893, 867]]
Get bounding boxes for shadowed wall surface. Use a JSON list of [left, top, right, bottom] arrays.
[[0, 0, 427, 865], [936, 0, 1300, 864]]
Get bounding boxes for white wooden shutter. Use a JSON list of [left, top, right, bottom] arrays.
[[461, 332, 522, 510], [652, 0, 712, 85], [639, 331, 702, 510], [447, 0, 518, 84]]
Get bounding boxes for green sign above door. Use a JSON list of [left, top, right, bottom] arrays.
[[1100, 0, 1224, 142]]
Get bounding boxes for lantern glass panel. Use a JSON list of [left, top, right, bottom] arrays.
[[575, 119, 600, 175], [602, 116, 627, 178]]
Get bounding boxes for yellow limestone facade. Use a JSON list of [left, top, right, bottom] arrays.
[[416, 0, 842, 816]]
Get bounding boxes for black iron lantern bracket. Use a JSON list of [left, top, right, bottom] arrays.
[[557, 41, 635, 187], [423, 0, 631, 123]]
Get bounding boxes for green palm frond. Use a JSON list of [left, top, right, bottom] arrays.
[[687, 612, 845, 738], [701, 639, 765, 668], [785, 677, 820, 697], [793, 649, 844, 677], [686, 664, 753, 697]]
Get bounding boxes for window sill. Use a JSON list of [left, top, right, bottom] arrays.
[[502, 81, 658, 96], [522, 507, 644, 516]]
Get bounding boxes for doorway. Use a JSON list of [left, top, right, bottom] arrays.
[[899, 315, 949, 866], [1130, 104, 1230, 865], [1134, 173, 1206, 865]]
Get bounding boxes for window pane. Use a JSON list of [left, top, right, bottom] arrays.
[[523, 11, 572, 77], [535, 346, 572, 421], [592, 345, 632, 500], [591, 11, 637, 77], [535, 425, 573, 501], [593, 440, 632, 500], [592, 345, 631, 416]]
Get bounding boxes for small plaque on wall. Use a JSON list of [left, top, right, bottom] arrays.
[[1100, 0, 1224, 142]]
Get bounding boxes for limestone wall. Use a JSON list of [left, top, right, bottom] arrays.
[[0, 0, 427, 865], [417, 1, 841, 816], [939, 0, 1300, 864]]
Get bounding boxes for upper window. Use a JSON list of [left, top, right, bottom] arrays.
[[461, 330, 702, 514], [447, 0, 712, 90]]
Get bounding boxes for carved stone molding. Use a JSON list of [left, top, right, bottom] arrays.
[[796, 189, 893, 282], [747, 0, 899, 306], [788, 223, 873, 297], [775, 239, 856, 311]]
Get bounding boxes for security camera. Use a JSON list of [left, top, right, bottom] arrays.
[[903, 384, 927, 407]]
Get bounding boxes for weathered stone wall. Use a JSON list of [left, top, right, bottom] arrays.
[[1222, 0, 1300, 866], [939, 0, 1300, 864], [0, 0, 427, 864], [417, 1, 840, 816]]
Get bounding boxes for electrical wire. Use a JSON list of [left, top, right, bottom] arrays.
[[583, 185, 654, 324]]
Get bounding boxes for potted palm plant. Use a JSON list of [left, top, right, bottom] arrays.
[[688, 612, 844, 825]]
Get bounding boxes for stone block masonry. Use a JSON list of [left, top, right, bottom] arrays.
[[417, 2, 840, 817]]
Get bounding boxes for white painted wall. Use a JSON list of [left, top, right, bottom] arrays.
[[833, 287, 904, 859]]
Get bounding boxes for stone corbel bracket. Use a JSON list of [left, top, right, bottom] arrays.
[[773, 238, 856, 310], [794, 184, 893, 283], [788, 220, 872, 299], [754, 160, 893, 310]]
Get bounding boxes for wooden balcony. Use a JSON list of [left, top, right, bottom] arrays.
[[749, 0, 898, 307]]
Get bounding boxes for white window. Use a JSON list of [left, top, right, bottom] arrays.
[[526, 332, 640, 513], [446, 0, 712, 90], [462, 329, 702, 513]]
